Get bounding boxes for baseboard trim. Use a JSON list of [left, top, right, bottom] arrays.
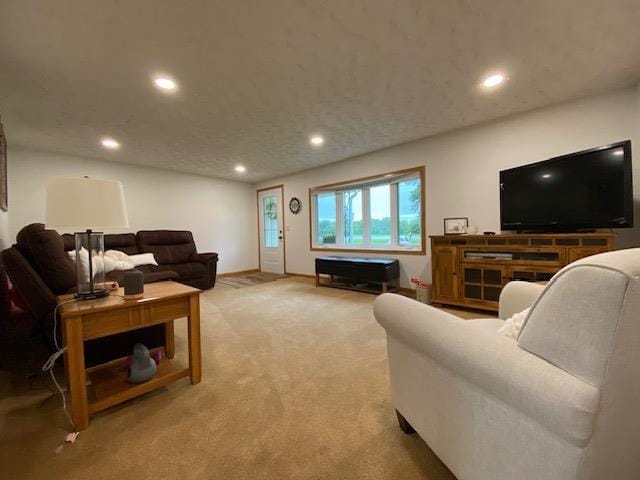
[[285, 272, 316, 278], [218, 269, 260, 277]]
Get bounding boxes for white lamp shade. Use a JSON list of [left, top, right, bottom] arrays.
[[45, 176, 130, 230]]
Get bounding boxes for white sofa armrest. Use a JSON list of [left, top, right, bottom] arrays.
[[498, 281, 546, 319], [374, 293, 599, 446]]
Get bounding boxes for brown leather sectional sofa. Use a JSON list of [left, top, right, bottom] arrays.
[[61, 229, 218, 290], [0, 223, 218, 366]]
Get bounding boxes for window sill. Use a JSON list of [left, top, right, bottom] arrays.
[[310, 246, 425, 255]]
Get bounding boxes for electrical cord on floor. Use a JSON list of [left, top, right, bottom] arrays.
[[42, 299, 79, 433]]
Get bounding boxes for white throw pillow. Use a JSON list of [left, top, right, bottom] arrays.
[[69, 250, 158, 279], [129, 253, 158, 267], [100, 254, 117, 273], [104, 250, 135, 270], [67, 247, 114, 279], [67, 248, 90, 282], [105, 249, 129, 261], [497, 307, 530, 340]]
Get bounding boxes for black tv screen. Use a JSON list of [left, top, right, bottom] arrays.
[[500, 141, 633, 231]]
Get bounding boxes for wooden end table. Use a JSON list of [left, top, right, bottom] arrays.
[[58, 281, 201, 430]]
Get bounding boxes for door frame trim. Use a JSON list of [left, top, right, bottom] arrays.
[[256, 184, 286, 274]]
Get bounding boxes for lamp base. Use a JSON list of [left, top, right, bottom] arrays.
[[74, 229, 108, 299], [75, 289, 109, 300]]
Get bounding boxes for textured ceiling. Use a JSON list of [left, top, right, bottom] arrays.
[[1, 0, 640, 183]]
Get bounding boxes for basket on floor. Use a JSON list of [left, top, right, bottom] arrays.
[[415, 284, 432, 304]]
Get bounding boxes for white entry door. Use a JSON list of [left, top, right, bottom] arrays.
[[258, 187, 285, 274]]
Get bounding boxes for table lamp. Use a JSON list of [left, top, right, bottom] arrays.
[[45, 176, 129, 298]]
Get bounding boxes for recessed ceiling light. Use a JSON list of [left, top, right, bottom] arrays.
[[481, 73, 506, 89], [310, 135, 324, 146], [153, 76, 177, 91], [542, 173, 552, 179], [100, 137, 120, 150], [235, 165, 246, 173]]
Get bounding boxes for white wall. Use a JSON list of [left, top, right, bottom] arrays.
[[8, 148, 258, 274], [257, 86, 640, 287], [0, 211, 9, 250]]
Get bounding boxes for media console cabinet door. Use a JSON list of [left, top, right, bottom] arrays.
[[461, 264, 508, 304], [569, 247, 609, 263], [433, 246, 459, 300], [509, 266, 559, 283]]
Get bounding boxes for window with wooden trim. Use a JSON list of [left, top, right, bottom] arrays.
[[310, 167, 424, 253]]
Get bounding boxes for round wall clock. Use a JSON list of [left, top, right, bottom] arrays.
[[289, 197, 302, 214]]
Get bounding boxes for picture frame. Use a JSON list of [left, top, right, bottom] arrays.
[[444, 217, 468, 235], [0, 118, 6, 212]]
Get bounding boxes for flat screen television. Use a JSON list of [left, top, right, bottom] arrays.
[[500, 140, 633, 232]]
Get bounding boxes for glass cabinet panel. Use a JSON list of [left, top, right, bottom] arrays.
[[464, 268, 481, 283], [483, 269, 502, 285], [464, 284, 482, 300], [462, 265, 507, 303], [483, 286, 502, 302]]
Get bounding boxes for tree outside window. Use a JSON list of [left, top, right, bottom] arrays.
[[343, 189, 362, 245], [399, 179, 421, 246]]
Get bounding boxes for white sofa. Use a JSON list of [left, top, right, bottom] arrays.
[[374, 248, 640, 480]]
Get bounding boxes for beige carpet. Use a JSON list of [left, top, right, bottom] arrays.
[[0, 277, 492, 480]]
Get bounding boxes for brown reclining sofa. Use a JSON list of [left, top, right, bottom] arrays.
[[1, 223, 218, 366], [61, 229, 218, 290]]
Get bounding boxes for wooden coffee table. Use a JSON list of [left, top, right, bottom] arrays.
[[58, 281, 201, 430]]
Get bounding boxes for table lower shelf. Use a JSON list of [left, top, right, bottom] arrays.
[[87, 355, 190, 415]]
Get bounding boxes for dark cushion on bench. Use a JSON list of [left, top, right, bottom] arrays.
[[315, 256, 400, 282]]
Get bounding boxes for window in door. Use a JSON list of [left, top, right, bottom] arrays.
[[262, 195, 279, 247]]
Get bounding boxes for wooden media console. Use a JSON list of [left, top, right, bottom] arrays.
[[430, 233, 615, 312]]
